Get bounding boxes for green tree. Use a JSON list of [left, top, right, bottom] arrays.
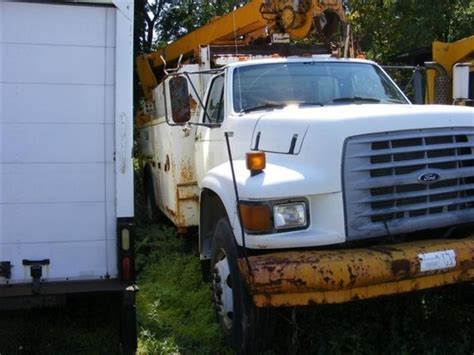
[[155, 0, 250, 46], [135, 0, 171, 55], [348, 0, 474, 63]]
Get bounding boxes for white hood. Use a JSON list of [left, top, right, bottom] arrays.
[[242, 104, 474, 199], [251, 104, 474, 154]]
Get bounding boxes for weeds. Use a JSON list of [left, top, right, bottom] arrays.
[[135, 223, 227, 354], [135, 218, 474, 354]]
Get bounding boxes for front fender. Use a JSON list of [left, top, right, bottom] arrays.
[[200, 161, 241, 243], [201, 160, 344, 248]]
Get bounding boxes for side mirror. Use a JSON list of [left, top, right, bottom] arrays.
[[169, 76, 191, 123], [452, 63, 471, 101]]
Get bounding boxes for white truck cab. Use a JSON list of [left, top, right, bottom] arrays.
[[141, 58, 473, 250], [139, 56, 474, 352]]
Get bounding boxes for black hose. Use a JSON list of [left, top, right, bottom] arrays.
[[224, 131, 253, 275]]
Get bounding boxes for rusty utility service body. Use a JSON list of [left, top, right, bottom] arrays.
[[136, 0, 474, 351]]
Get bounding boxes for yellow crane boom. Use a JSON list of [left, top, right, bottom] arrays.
[[137, 0, 346, 104]]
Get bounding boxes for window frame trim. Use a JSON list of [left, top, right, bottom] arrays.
[[203, 73, 226, 124]]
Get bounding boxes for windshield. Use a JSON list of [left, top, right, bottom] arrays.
[[232, 62, 408, 113]]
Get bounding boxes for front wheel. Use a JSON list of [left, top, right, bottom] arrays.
[[211, 218, 275, 354]]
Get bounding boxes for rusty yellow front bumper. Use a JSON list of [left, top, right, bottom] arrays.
[[238, 236, 474, 307]]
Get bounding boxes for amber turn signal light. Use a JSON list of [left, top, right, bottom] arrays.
[[240, 203, 271, 233], [246, 151, 266, 176]]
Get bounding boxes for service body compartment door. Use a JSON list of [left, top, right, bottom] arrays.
[[0, 2, 120, 284]]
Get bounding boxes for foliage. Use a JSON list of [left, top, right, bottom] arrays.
[[134, 0, 250, 55], [134, 218, 474, 354], [348, 0, 474, 63], [134, 0, 168, 55], [154, 0, 249, 46], [135, 224, 228, 354]]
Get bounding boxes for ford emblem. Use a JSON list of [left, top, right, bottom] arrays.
[[418, 172, 441, 184]]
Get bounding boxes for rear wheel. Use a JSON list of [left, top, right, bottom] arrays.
[[144, 177, 161, 222], [211, 218, 275, 354]]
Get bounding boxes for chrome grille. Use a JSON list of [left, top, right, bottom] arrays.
[[343, 128, 474, 240]]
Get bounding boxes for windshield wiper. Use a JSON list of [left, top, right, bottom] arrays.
[[332, 96, 381, 103], [238, 103, 286, 114], [299, 102, 325, 107]]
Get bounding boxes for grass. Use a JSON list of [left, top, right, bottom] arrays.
[[135, 219, 474, 355], [135, 224, 227, 354]]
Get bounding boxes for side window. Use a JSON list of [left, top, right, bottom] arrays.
[[204, 75, 225, 123]]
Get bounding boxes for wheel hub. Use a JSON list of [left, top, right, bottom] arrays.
[[212, 251, 234, 330]]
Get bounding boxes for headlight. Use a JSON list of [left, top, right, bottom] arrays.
[[239, 199, 308, 234], [273, 202, 307, 230]]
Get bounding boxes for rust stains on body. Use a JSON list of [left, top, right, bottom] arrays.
[[391, 259, 411, 277], [164, 154, 171, 172], [174, 182, 199, 229], [179, 157, 195, 183], [169, 77, 191, 124], [238, 236, 474, 308]]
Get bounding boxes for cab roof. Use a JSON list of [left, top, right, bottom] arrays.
[[224, 57, 377, 70]]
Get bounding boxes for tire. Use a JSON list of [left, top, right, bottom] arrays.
[[211, 218, 275, 354], [200, 259, 211, 282], [144, 177, 161, 223]]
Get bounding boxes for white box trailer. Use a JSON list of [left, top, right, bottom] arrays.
[[0, 0, 136, 351]]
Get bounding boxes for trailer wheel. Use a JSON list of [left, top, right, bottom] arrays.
[[211, 218, 275, 354]]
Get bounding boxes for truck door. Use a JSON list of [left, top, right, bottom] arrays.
[[195, 74, 228, 184]]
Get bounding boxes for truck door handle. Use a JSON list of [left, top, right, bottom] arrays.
[[196, 132, 202, 141]]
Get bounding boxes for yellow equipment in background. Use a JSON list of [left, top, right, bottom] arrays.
[[426, 35, 474, 105], [260, 0, 346, 41]]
